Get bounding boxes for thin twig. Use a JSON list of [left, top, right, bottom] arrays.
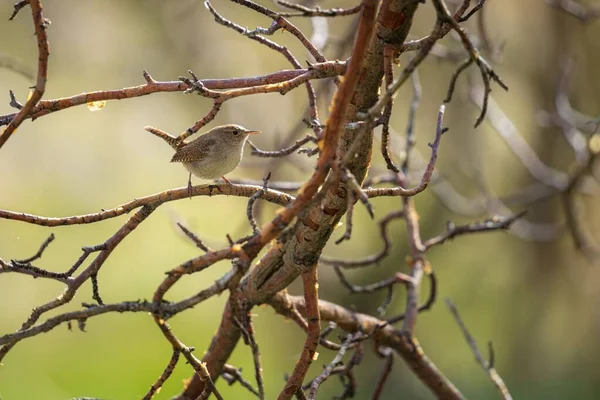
[[248, 135, 315, 157], [308, 333, 356, 399], [422, 213, 526, 250], [234, 317, 266, 400], [11, 233, 55, 264], [276, 1, 362, 18], [268, 293, 465, 399], [386, 272, 438, 324], [177, 223, 214, 253], [334, 266, 414, 294], [0, 183, 293, 227], [278, 266, 321, 399], [371, 347, 394, 400], [445, 299, 513, 400], [363, 105, 448, 198], [321, 210, 404, 268], [0, 0, 49, 150], [247, 173, 272, 234], [142, 349, 181, 400], [222, 364, 260, 397]]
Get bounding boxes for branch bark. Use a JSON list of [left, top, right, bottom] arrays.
[[178, 1, 421, 398]]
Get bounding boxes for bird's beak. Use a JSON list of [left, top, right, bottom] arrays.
[[247, 130, 261, 135]]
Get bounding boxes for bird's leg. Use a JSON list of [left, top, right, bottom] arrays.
[[187, 172, 193, 199], [221, 176, 232, 184]]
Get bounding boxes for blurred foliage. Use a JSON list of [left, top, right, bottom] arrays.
[[1, 0, 599, 399]]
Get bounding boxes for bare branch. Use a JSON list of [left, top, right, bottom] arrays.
[[142, 350, 181, 400], [423, 213, 526, 250], [278, 266, 321, 399], [276, 1, 362, 18], [0, 183, 293, 227], [269, 292, 465, 400], [234, 317, 265, 400], [446, 299, 513, 400], [222, 364, 260, 397], [0, 0, 49, 150]]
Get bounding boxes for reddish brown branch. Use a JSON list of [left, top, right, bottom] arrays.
[[153, 317, 224, 400], [269, 293, 465, 399], [0, 62, 344, 128], [0, 0, 49, 150], [278, 266, 321, 399], [204, 0, 323, 136]]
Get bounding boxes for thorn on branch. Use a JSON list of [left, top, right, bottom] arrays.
[[9, 0, 28, 21], [177, 222, 214, 253], [8, 90, 23, 110], [144, 125, 180, 150], [179, 70, 221, 99], [142, 69, 156, 84], [77, 318, 87, 332], [91, 273, 104, 305]]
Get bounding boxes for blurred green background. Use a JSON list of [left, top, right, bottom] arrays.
[[1, 0, 600, 399]]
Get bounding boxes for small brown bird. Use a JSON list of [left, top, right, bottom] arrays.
[[171, 124, 260, 195]]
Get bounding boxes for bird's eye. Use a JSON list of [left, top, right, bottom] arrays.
[[232, 130, 239, 136]]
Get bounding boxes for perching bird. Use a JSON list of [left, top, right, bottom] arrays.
[[170, 124, 260, 196]]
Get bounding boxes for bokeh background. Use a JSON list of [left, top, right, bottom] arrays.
[[1, 0, 600, 399]]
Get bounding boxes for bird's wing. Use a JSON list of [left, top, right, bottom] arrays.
[[171, 137, 217, 163]]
